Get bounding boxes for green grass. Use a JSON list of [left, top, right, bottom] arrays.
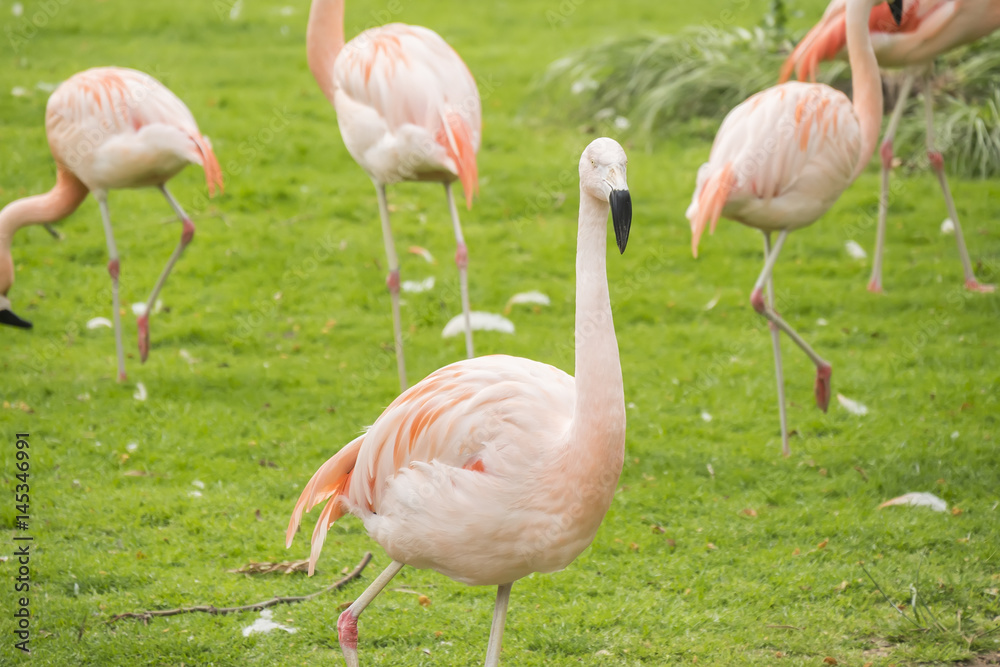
[[2, 0, 999, 665]]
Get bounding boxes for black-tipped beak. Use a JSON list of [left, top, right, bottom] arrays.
[[888, 0, 904, 25], [0, 309, 33, 329], [610, 189, 632, 254]]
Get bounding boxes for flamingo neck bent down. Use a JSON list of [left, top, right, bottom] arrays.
[[846, 0, 885, 179], [563, 190, 626, 499], [0, 168, 88, 293], [307, 0, 346, 106]]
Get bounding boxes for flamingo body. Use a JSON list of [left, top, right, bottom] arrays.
[[688, 82, 860, 253], [290, 354, 622, 586], [46, 67, 222, 194], [331, 23, 480, 202]]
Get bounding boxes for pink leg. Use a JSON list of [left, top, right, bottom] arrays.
[[751, 231, 832, 420], [138, 186, 196, 363], [869, 72, 914, 294], [761, 233, 790, 457], [484, 583, 513, 667], [446, 183, 474, 359], [921, 70, 994, 293], [337, 561, 404, 667], [97, 195, 127, 382], [375, 184, 408, 391]]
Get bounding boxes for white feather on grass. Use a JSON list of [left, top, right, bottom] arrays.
[[131, 299, 163, 317], [845, 240, 867, 260], [504, 291, 551, 313], [86, 317, 112, 329], [241, 609, 297, 637], [442, 312, 515, 338], [408, 246, 436, 264], [941, 218, 955, 235], [878, 492, 948, 513], [133, 382, 148, 402], [401, 277, 435, 293], [836, 393, 868, 416]]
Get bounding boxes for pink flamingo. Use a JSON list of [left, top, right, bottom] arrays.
[[307, 0, 482, 391], [780, 0, 1000, 293], [686, 0, 903, 456], [287, 138, 631, 667], [0, 67, 222, 381]]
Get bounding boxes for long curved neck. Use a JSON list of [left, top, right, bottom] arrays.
[[307, 0, 346, 106], [846, 0, 883, 178], [0, 167, 88, 294], [0, 167, 87, 245], [565, 191, 626, 481]]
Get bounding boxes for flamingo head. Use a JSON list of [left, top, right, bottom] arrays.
[[0, 253, 31, 329], [580, 137, 631, 254]]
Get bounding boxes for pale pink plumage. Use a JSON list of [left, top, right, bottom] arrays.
[[0, 66, 222, 378], [288, 138, 631, 666], [307, 1, 482, 390], [686, 0, 897, 456]]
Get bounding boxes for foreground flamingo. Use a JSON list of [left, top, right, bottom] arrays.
[[307, 0, 482, 391], [686, 0, 902, 456], [0, 67, 222, 380], [780, 0, 1000, 292], [288, 138, 631, 666]]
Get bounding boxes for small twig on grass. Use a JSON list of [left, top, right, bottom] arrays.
[[765, 624, 803, 630], [107, 552, 372, 625]]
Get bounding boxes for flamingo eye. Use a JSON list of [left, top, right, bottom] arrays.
[[591, 159, 596, 167]]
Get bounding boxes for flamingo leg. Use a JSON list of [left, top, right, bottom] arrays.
[[97, 195, 126, 382], [762, 233, 790, 457], [868, 71, 915, 293], [137, 185, 195, 363], [445, 182, 474, 359], [750, 230, 832, 414], [375, 183, 408, 391], [337, 560, 405, 667], [922, 69, 995, 293], [484, 582, 513, 667]]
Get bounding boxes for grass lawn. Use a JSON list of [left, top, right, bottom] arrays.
[[2, 0, 999, 664]]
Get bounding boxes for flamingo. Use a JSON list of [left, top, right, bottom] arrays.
[[686, 0, 903, 456], [307, 0, 482, 391], [287, 138, 632, 667], [0, 67, 222, 381], [780, 0, 1000, 293]]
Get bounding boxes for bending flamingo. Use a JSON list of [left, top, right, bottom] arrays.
[[780, 0, 1000, 292], [686, 0, 903, 456], [307, 0, 482, 391], [0, 67, 222, 381], [287, 138, 632, 667]]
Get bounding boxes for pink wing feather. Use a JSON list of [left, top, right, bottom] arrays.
[[287, 355, 575, 575], [46, 67, 223, 196]]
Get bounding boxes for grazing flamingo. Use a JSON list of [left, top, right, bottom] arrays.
[[0, 67, 222, 380], [307, 0, 482, 391], [780, 0, 1000, 292], [287, 138, 632, 667], [686, 0, 903, 456]]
